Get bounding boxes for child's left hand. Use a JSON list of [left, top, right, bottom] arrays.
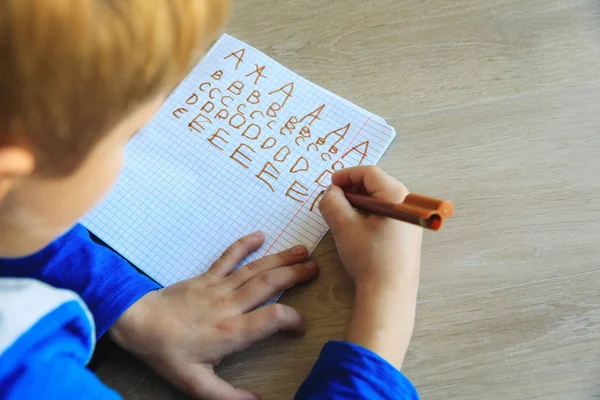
[[109, 232, 317, 400]]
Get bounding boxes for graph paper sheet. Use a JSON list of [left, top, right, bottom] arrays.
[[82, 34, 397, 287]]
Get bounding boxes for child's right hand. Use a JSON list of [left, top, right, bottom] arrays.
[[319, 166, 423, 291], [319, 166, 423, 369]]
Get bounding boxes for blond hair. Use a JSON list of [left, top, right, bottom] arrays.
[[0, 0, 230, 175]]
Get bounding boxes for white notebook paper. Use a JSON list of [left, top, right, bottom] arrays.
[[82, 34, 396, 287]]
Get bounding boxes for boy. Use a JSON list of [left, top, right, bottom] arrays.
[[0, 1, 422, 399]]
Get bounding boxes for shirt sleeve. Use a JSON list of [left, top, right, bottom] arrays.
[[0, 224, 160, 338], [295, 341, 420, 400], [0, 279, 121, 400]]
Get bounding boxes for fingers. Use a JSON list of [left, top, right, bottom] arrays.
[[232, 262, 318, 311], [224, 304, 305, 353], [207, 232, 265, 277], [183, 366, 259, 400], [332, 166, 409, 202], [318, 185, 359, 235], [225, 245, 308, 289]]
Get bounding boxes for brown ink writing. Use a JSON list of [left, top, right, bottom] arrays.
[[306, 143, 319, 153], [320, 153, 332, 162], [215, 108, 229, 120], [268, 82, 294, 107], [199, 82, 211, 92], [316, 123, 350, 154], [280, 116, 298, 136], [207, 128, 230, 151], [299, 126, 311, 138], [309, 191, 324, 212], [299, 104, 326, 126], [220, 95, 233, 107], [247, 90, 261, 105], [209, 88, 222, 99], [273, 146, 291, 162], [230, 143, 255, 169], [229, 112, 246, 129], [285, 181, 309, 203], [250, 110, 264, 119], [331, 160, 344, 171], [201, 101, 214, 114], [186, 93, 199, 105], [314, 169, 333, 188], [172, 107, 188, 119], [224, 48, 245, 70], [256, 161, 280, 192], [266, 102, 282, 117], [242, 124, 261, 140], [261, 137, 277, 149], [290, 156, 309, 173], [188, 112, 212, 134], [341, 140, 369, 165], [227, 80, 244, 96], [245, 64, 267, 85]]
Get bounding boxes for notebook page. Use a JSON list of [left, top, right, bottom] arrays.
[[82, 34, 396, 287]]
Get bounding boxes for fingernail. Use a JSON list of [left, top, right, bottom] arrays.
[[252, 231, 263, 237], [324, 185, 331, 194], [292, 245, 306, 256], [305, 261, 317, 270]]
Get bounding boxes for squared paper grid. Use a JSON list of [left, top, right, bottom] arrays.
[[82, 34, 396, 287]]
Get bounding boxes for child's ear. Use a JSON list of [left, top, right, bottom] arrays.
[[0, 147, 35, 199]]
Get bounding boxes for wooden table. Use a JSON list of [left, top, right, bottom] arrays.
[[97, 1, 600, 398]]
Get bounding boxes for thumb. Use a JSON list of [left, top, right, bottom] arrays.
[[318, 185, 358, 235]]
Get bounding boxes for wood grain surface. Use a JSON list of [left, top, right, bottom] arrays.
[[96, 0, 600, 399]]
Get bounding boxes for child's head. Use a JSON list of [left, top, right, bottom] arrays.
[[0, 0, 229, 257]]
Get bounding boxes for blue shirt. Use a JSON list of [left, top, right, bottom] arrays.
[[0, 224, 419, 399]]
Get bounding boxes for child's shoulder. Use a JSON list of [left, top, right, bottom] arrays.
[[0, 277, 94, 355], [0, 278, 92, 363], [0, 278, 110, 398]]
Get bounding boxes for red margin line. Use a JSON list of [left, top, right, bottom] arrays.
[[263, 117, 372, 256]]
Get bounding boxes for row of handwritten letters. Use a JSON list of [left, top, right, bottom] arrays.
[[83, 34, 396, 287]]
